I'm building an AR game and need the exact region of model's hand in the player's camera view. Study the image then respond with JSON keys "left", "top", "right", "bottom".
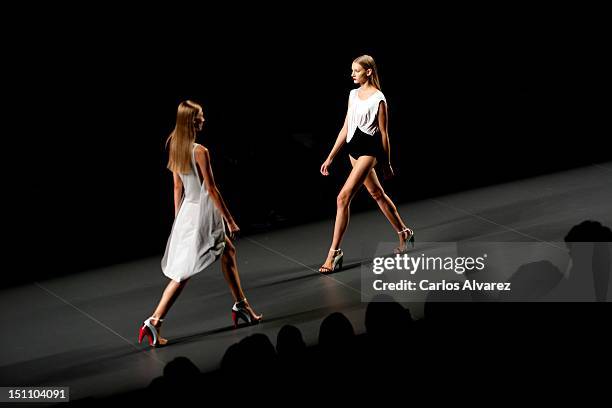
{"left": 320, "top": 158, "right": 332, "bottom": 176}
{"left": 383, "top": 163, "right": 395, "bottom": 180}
{"left": 228, "top": 220, "right": 240, "bottom": 240}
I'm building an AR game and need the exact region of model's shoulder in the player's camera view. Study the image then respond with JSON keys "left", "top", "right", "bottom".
{"left": 194, "top": 143, "right": 209, "bottom": 156}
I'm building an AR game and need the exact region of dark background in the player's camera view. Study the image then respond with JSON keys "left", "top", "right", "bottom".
{"left": 6, "top": 9, "right": 609, "bottom": 288}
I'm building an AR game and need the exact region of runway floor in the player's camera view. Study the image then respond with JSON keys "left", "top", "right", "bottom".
{"left": 1, "top": 162, "right": 611, "bottom": 401}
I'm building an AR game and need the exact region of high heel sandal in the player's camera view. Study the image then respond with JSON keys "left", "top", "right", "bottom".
{"left": 394, "top": 228, "right": 415, "bottom": 254}
{"left": 231, "top": 298, "right": 263, "bottom": 329}
{"left": 319, "top": 248, "right": 344, "bottom": 274}
{"left": 138, "top": 316, "right": 166, "bottom": 347}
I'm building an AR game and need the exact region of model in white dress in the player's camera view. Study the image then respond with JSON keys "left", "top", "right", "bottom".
{"left": 161, "top": 143, "right": 226, "bottom": 282}
{"left": 138, "top": 100, "right": 262, "bottom": 348}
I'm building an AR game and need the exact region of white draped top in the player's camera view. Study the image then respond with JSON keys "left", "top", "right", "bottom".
{"left": 346, "top": 88, "right": 386, "bottom": 142}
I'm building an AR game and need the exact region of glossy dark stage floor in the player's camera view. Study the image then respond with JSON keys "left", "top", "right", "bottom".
{"left": 1, "top": 162, "right": 611, "bottom": 401}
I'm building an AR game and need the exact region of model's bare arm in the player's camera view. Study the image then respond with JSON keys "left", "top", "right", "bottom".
{"left": 194, "top": 145, "right": 237, "bottom": 229}
{"left": 377, "top": 100, "right": 394, "bottom": 179}
{"left": 173, "top": 172, "right": 183, "bottom": 217}
{"left": 321, "top": 97, "right": 351, "bottom": 176}
{"left": 378, "top": 100, "right": 390, "bottom": 165}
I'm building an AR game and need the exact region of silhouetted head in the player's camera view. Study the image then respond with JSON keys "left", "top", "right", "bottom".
{"left": 163, "top": 356, "right": 200, "bottom": 383}
{"left": 565, "top": 220, "right": 612, "bottom": 243}
{"left": 238, "top": 333, "right": 277, "bottom": 368}
{"left": 565, "top": 220, "right": 612, "bottom": 302}
{"left": 276, "top": 324, "right": 306, "bottom": 357}
{"left": 220, "top": 343, "right": 242, "bottom": 374}
{"left": 500, "top": 260, "right": 564, "bottom": 301}
{"left": 318, "top": 312, "right": 355, "bottom": 349}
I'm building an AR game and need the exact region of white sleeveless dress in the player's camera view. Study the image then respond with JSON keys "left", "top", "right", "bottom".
{"left": 161, "top": 143, "right": 226, "bottom": 282}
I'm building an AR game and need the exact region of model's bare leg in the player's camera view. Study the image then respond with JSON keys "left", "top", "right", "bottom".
{"left": 150, "top": 278, "right": 190, "bottom": 345}
{"left": 221, "top": 236, "right": 261, "bottom": 320}
{"left": 319, "top": 155, "right": 378, "bottom": 271}
{"left": 350, "top": 156, "right": 412, "bottom": 251}
{"left": 221, "top": 237, "right": 244, "bottom": 301}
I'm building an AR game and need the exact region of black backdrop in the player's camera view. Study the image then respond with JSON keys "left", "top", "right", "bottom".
{"left": 8, "top": 9, "right": 609, "bottom": 288}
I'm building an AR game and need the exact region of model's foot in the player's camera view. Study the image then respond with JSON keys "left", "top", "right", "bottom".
{"left": 319, "top": 249, "right": 343, "bottom": 274}
{"left": 233, "top": 298, "right": 263, "bottom": 325}
{"left": 318, "top": 251, "right": 335, "bottom": 273}
{"left": 150, "top": 316, "right": 168, "bottom": 346}
{"left": 242, "top": 300, "right": 263, "bottom": 322}
{"left": 395, "top": 228, "right": 414, "bottom": 254}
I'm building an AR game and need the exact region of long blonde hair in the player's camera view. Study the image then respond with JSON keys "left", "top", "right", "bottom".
{"left": 165, "top": 100, "right": 202, "bottom": 174}
{"left": 353, "top": 55, "right": 382, "bottom": 90}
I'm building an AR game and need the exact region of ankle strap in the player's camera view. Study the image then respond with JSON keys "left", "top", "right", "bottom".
{"left": 330, "top": 248, "right": 342, "bottom": 252}
{"left": 397, "top": 228, "right": 411, "bottom": 234}
{"left": 149, "top": 316, "right": 164, "bottom": 322}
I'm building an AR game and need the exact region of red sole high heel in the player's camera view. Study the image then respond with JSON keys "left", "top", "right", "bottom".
{"left": 138, "top": 325, "right": 153, "bottom": 346}
{"left": 231, "top": 310, "right": 239, "bottom": 329}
